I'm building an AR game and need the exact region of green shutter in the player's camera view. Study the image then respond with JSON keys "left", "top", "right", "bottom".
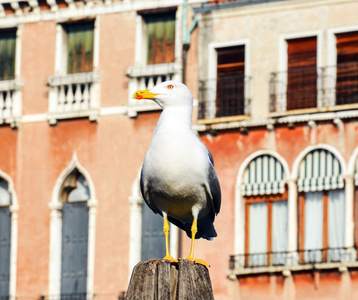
{"left": 0, "top": 29, "right": 16, "bottom": 81}
{"left": 297, "top": 149, "right": 343, "bottom": 192}
{"left": 145, "top": 12, "right": 176, "bottom": 65}
{"left": 242, "top": 155, "right": 286, "bottom": 196}
{"left": 66, "top": 21, "right": 94, "bottom": 74}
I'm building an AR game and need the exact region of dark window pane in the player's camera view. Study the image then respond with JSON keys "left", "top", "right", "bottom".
{"left": 336, "top": 31, "right": 358, "bottom": 105}
{"left": 216, "top": 45, "right": 245, "bottom": 117}
{"left": 286, "top": 37, "right": 317, "bottom": 110}
{"left": 0, "top": 29, "right": 16, "bottom": 81}
{"left": 145, "top": 12, "right": 176, "bottom": 65}
{"left": 65, "top": 21, "right": 94, "bottom": 74}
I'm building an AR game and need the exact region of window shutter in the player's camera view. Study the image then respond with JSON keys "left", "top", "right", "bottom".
{"left": 286, "top": 37, "right": 317, "bottom": 110}
{"left": 0, "top": 207, "right": 11, "bottom": 297}
{"left": 336, "top": 31, "right": 358, "bottom": 105}
{"left": 216, "top": 45, "right": 245, "bottom": 117}
{"left": 61, "top": 202, "right": 89, "bottom": 296}
{"left": 66, "top": 21, "right": 94, "bottom": 74}
{"left": 146, "top": 12, "right": 176, "bottom": 65}
{"left": 0, "top": 29, "right": 16, "bottom": 81}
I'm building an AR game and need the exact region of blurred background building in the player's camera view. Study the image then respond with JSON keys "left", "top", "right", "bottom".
{"left": 0, "top": 0, "right": 358, "bottom": 299}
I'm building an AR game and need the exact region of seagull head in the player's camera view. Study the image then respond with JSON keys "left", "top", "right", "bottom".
{"left": 133, "top": 81, "right": 193, "bottom": 109}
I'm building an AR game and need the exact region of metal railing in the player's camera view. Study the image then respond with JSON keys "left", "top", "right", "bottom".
{"left": 229, "top": 247, "right": 357, "bottom": 271}
{"left": 198, "top": 75, "right": 251, "bottom": 119}
{"left": 269, "top": 62, "right": 358, "bottom": 113}
{"left": 40, "top": 294, "right": 88, "bottom": 300}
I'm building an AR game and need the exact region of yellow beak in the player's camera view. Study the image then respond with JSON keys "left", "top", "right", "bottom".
{"left": 133, "top": 89, "right": 158, "bottom": 100}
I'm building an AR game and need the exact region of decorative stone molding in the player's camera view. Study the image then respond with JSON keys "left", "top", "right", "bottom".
{"left": 126, "top": 63, "right": 182, "bottom": 117}
{"left": 0, "top": 79, "right": 23, "bottom": 128}
{"left": 47, "top": 72, "right": 101, "bottom": 125}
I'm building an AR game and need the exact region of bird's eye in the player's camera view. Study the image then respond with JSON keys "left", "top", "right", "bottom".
{"left": 167, "top": 84, "right": 174, "bottom": 90}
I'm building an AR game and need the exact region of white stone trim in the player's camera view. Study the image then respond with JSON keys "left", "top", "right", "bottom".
{"left": 48, "top": 153, "right": 97, "bottom": 297}
{"left": 291, "top": 144, "right": 347, "bottom": 181}
{"left": 0, "top": 169, "right": 18, "bottom": 300}
{"left": 234, "top": 150, "right": 290, "bottom": 256}
{"left": 291, "top": 144, "right": 352, "bottom": 249}
{"left": 126, "top": 6, "right": 183, "bottom": 117}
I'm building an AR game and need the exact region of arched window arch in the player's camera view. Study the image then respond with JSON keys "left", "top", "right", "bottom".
{"left": 49, "top": 154, "right": 96, "bottom": 299}
{"left": 241, "top": 154, "right": 289, "bottom": 267}
{"left": 296, "top": 148, "right": 345, "bottom": 263}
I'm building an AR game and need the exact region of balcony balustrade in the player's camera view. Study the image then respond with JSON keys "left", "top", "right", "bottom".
{"left": 270, "top": 62, "right": 358, "bottom": 113}
{"left": 47, "top": 72, "right": 101, "bottom": 125}
{"left": 198, "top": 75, "right": 251, "bottom": 121}
{"left": 229, "top": 247, "right": 358, "bottom": 275}
{"left": 126, "top": 63, "right": 181, "bottom": 117}
{"left": 0, "top": 80, "right": 22, "bottom": 128}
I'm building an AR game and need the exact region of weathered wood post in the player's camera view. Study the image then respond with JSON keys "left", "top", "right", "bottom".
{"left": 126, "top": 259, "right": 214, "bottom": 299}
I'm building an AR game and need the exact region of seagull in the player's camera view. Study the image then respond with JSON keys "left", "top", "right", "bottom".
{"left": 133, "top": 81, "right": 221, "bottom": 266}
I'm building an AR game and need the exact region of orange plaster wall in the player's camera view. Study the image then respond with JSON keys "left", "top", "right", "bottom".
{"left": 195, "top": 121, "right": 358, "bottom": 299}
{"left": 13, "top": 109, "right": 159, "bottom": 298}
{"left": 99, "top": 12, "right": 137, "bottom": 107}
{"left": 21, "top": 21, "right": 56, "bottom": 115}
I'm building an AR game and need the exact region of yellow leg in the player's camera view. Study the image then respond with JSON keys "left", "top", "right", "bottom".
{"left": 163, "top": 217, "right": 178, "bottom": 263}
{"left": 186, "top": 218, "right": 210, "bottom": 267}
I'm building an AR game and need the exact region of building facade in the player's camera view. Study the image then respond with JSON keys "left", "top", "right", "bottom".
{"left": 193, "top": 0, "right": 358, "bottom": 299}
{"left": 1, "top": 0, "right": 358, "bottom": 300}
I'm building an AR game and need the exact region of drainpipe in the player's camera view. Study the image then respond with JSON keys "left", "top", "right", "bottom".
{"left": 182, "top": 0, "right": 198, "bottom": 84}
{"left": 178, "top": 0, "right": 198, "bottom": 259}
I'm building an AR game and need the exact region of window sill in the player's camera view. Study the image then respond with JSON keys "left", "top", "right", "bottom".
{"left": 197, "top": 115, "right": 250, "bottom": 125}
{"left": 126, "top": 63, "right": 181, "bottom": 78}
{"left": 47, "top": 109, "right": 100, "bottom": 125}
{"left": 227, "top": 261, "right": 358, "bottom": 279}
{"left": 269, "top": 103, "right": 358, "bottom": 118}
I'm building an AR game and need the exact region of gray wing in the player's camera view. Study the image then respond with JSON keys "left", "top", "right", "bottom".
{"left": 140, "top": 165, "right": 162, "bottom": 216}
{"left": 206, "top": 147, "right": 221, "bottom": 215}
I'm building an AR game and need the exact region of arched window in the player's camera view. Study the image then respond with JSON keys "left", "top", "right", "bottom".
{"left": 297, "top": 149, "right": 345, "bottom": 263}
{"left": 60, "top": 170, "right": 90, "bottom": 298}
{"left": 242, "top": 155, "right": 288, "bottom": 267}
{"left": 141, "top": 202, "right": 165, "bottom": 260}
{"left": 0, "top": 178, "right": 11, "bottom": 298}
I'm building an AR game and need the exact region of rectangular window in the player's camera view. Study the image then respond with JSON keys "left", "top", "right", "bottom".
{"left": 336, "top": 31, "right": 358, "bottom": 105}
{"left": 145, "top": 12, "right": 176, "bottom": 65}
{"left": 0, "top": 29, "right": 16, "bottom": 81}
{"left": 286, "top": 36, "right": 317, "bottom": 110}
{"left": 64, "top": 21, "right": 94, "bottom": 74}
{"left": 216, "top": 45, "right": 245, "bottom": 117}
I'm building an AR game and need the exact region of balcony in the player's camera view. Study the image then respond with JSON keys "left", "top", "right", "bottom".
{"left": 126, "top": 63, "right": 182, "bottom": 117}
{"left": 198, "top": 75, "right": 251, "bottom": 123}
{"left": 228, "top": 247, "right": 358, "bottom": 277}
{"left": 269, "top": 62, "right": 358, "bottom": 115}
{"left": 0, "top": 80, "right": 22, "bottom": 128}
{"left": 47, "top": 72, "right": 101, "bottom": 125}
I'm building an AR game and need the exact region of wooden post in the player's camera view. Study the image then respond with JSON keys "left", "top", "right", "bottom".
{"left": 126, "top": 259, "right": 214, "bottom": 300}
